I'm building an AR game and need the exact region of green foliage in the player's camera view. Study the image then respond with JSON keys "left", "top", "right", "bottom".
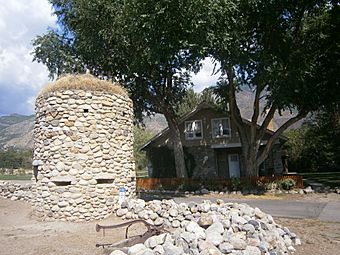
{"left": 207, "top": 0, "right": 339, "bottom": 177}
{"left": 0, "top": 150, "right": 32, "bottom": 169}
{"left": 210, "top": 0, "right": 339, "bottom": 112}
{"left": 33, "top": 0, "right": 215, "bottom": 178}
{"left": 279, "top": 179, "right": 296, "bottom": 191}
{"left": 32, "top": 30, "right": 85, "bottom": 79}
{"left": 178, "top": 182, "right": 201, "bottom": 192}
{"left": 0, "top": 174, "right": 32, "bottom": 180}
{"left": 285, "top": 107, "right": 340, "bottom": 172}
{"left": 176, "top": 88, "right": 219, "bottom": 117}
{"left": 300, "top": 172, "right": 340, "bottom": 188}
{"left": 33, "top": 0, "right": 211, "bottom": 118}
{"left": 264, "top": 181, "right": 279, "bottom": 191}
{"left": 133, "top": 126, "right": 154, "bottom": 176}
{"left": 32, "top": 0, "right": 339, "bottom": 178}
{"left": 231, "top": 178, "right": 241, "bottom": 191}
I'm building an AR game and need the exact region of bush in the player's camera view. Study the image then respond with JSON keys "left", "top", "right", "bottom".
{"left": 231, "top": 178, "right": 241, "bottom": 191}
{"left": 178, "top": 182, "right": 201, "bottom": 192}
{"left": 279, "top": 178, "right": 296, "bottom": 190}
{"left": 264, "top": 181, "right": 279, "bottom": 190}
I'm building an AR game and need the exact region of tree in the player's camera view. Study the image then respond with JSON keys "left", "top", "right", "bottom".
{"left": 209, "top": 0, "right": 339, "bottom": 176}
{"left": 33, "top": 0, "right": 339, "bottom": 178}
{"left": 32, "top": 30, "right": 85, "bottom": 79}
{"left": 133, "top": 126, "right": 154, "bottom": 177}
{"left": 32, "top": 0, "right": 213, "bottom": 177}
{"left": 285, "top": 106, "right": 340, "bottom": 172}
{"left": 176, "top": 88, "right": 218, "bottom": 117}
{"left": 0, "top": 150, "right": 33, "bottom": 169}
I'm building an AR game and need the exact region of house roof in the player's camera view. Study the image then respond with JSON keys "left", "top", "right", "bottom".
{"left": 140, "top": 102, "right": 288, "bottom": 151}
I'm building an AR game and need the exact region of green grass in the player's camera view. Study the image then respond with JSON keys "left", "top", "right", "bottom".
{"left": 0, "top": 174, "right": 32, "bottom": 180}
{"left": 300, "top": 172, "right": 340, "bottom": 188}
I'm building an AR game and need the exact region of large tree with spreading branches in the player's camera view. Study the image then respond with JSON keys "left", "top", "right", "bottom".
{"left": 33, "top": 0, "right": 339, "bottom": 177}
{"left": 33, "top": 0, "right": 215, "bottom": 178}
{"left": 208, "top": 0, "right": 339, "bottom": 176}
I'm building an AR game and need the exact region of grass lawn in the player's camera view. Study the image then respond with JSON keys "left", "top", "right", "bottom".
{"left": 300, "top": 172, "right": 340, "bottom": 188}
{"left": 0, "top": 174, "right": 32, "bottom": 180}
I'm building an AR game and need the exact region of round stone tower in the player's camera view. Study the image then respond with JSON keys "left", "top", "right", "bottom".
{"left": 33, "top": 74, "right": 135, "bottom": 221}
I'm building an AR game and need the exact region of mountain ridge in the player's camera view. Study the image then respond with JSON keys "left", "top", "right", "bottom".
{"left": 0, "top": 91, "right": 303, "bottom": 151}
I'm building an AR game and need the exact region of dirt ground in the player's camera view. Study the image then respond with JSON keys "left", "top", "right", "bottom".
{"left": 0, "top": 198, "right": 147, "bottom": 255}
{"left": 1, "top": 197, "right": 340, "bottom": 255}
{"left": 276, "top": 218, "right": 340, "bottom": 255}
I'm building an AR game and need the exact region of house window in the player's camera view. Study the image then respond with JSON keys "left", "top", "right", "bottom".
{"left": 212, "top": 118, "right": 231, "bottom": 138}
{"left": 185, "top": 120, "right": 202, "bottom": 140}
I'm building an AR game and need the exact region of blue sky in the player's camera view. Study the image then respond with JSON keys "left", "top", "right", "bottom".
{"left": 0, "top": 0, "right": 219, "bottom": 116}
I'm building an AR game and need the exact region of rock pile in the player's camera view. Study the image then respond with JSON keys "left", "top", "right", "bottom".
{"left": 112, "top": 199, "right": 301, "bottom": 255}
{"left": 0, "top": 181, "right": 33, "bottom": 202}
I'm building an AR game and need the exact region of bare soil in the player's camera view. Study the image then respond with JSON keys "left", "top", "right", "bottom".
{"left": 1, "top": 196, "right": 340, "bottom": 255}
{"left": 0, "top": 198, "right": 146, "bottom": 255}
{"left": 276, "top": 218, "right": 340, "bottom": 255}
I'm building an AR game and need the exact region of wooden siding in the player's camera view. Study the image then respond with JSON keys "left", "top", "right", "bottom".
{"left": 151, "top": 108, "right": 241, "bottom": 148}
{"left": 150, "top": 108, "right": 276, "bottom": 149}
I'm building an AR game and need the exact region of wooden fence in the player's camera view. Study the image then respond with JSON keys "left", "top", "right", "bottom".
{"left": 136, "top": 175, "right": 304, "bottom": 191}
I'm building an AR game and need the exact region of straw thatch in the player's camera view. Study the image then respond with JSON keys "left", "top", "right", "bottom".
{"left": 38, "top": 74, "right": 127, "bottom": 97}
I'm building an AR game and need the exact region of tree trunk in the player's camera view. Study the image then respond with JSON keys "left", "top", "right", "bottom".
{"left": 225, "top": 65, "right": 307, "bottom": 178}
{"left": 241, "top": 141, "right": 260, "bottom": 177}
{"left": 170, "top": 124, "right": 187, "bottom": 178}
{"left": 243, "top": 156, "right": 259, "bottom": 177}
{"left": 227, "top": 67, "right": 260, "bottom": 177}
{"left": 163, "top": 109, "right": 188, "bottom": 178}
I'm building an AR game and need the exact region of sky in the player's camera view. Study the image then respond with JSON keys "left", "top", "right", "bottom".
{"left": 0, "top": 0, "right": 219, "bottom": 116}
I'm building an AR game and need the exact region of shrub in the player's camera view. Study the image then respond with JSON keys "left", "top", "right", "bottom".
{"left": 231, "top": 178, "right": 241, "bottom": 191}
{"left": 264, "top": 181, "right": 279, "bottom": 190}
{"left": 179, "top": 182, "right": 201, "bottom": 192}
{"left": 279, "top": 178, "right": 296, "bottom": 190}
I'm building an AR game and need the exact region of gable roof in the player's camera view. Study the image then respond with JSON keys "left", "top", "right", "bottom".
{"left": 140, "top": 102, "right": 287, "bottom": 151}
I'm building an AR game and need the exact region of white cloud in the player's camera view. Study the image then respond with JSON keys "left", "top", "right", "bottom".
{"left": 0, "top": 1, "right": 221, "bottom": 115}
{"left": 191, "top": 58, "right": 221, "bottom": 92}
{"left": 0, "top": 0, "right": 56, "bottom": 115}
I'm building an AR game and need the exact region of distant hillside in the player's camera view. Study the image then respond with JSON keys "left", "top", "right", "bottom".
{"left": 235, "top": 90, "right": 304, "bottom": 130}
{"left": 0, "top": 114, "right": 33, "bottom": 131}
{"left": 0, "top": 113, "right": 166, "bottom": 151}
{"left": 0, "top": 91, "right": 304, "bottom": 151}
{"left": 143, "top": 113, "right": 167, "bottom": 134}
{"left": 0, "top": 115, "right": 35, "bottom": 151}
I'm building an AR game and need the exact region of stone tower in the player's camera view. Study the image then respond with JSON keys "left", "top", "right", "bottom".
{"left": 33, "top": 74, "right": 135, "bottom": 221}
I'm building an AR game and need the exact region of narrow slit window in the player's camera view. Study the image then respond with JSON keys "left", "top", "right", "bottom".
{"left": 53, "top": 181, "right": 71, "bottom": 186}
{"left": 83, "top": 109, "right": 89, "bottom": 113}
{"left": 96, "top": 178, "right": 114, "bottom": 184}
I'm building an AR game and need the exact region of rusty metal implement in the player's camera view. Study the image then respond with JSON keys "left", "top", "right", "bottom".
{"left": 95, "top": 219, "right": 167, "bottom": 249}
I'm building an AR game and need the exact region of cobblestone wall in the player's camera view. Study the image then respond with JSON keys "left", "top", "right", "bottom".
{"left": 33, "top": 76, "right": 135, "bottom": 221}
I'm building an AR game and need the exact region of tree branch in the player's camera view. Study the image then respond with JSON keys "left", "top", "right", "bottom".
{"left": 256, "top": 111, "right": 307, "bottom": 166}
{"left": 250, "top": 87, "right": 263, "bottom": 144}
{"left": 251, "top": 88, "right": 262, "bottom": 124}
{"left": 257, "top": 104, "right": 277, "bottom": 141}
{"left": 227, "top": 66, "right": 249, "bottom": 144}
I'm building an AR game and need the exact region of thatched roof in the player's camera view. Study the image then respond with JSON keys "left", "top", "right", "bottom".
{"left": 38, "top": 74, "right": 127, "bottom": 97}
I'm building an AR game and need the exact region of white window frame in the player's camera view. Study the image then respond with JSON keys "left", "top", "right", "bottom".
{"left": 211, "top": 117, "right": 231, "bottom": 138}
{"left": 184, "top": 120, "right": 203, "bottom": 140}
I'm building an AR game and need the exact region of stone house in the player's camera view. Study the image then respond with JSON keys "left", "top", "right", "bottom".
{"left": 141, "top": 103, "right": 287, "bottom": 178}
